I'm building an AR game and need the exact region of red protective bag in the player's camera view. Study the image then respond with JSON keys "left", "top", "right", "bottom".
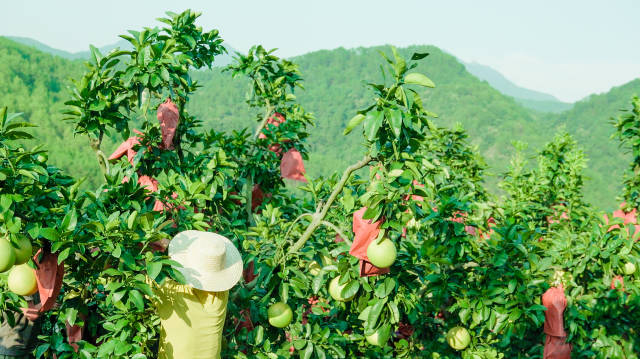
{"left": 280, "top": 148, "right": 307, "bottom": 182}
{"left": 157, "top": 98, "right": 179, "bottom": 150}
{"left": 350, "top": 208, "right": 389, "bottom": 276}
{"left": 542, "top": 286, "right": 572, "bottom": 359}
{"left": 611, "top": 275, "right": 625, "bottom": 291}
{"left": 65, "top": 312, "right": 86, "bottom": 352}
{"left": 33, "top": 249, "right": 64, "bottom": 312}
{"left": 108, "top": 131, "right": 142, "bottom": 165}
{"left": 604, "top": 202, "right": 640, "bottom": 239}
{"left": 252, "top": 184, "right": 266, "bottom": 211}
{"left": 360, "top": 259, "right": 389, "bottom": 277}
{"left": 258, "top": 113, "right": 286, "bottom": 140}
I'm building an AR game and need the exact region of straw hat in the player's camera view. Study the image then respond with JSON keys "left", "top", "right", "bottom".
{"left": 168, "top": 230, "right": 243, "bottom": 292}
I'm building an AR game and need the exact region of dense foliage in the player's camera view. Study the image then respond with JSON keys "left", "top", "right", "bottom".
{"left": 0, "top": 10, "right": 639, "bottom": 359}
{"left": 2, "top": 36, "right": 640, "bottom": 208}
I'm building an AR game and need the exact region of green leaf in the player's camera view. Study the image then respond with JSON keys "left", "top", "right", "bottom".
{"left": 387, "top": 109, "right": 403, "bottom": 138}
{"left": 366, "top": 297, "right": 387, "bottom": 331}
{"left": 343, "top": 114, "right": 366, "bottom": 135}
{"left": 341, "top": 280, "right": 360, "bottom": 299}
{"left": 147, "top": 261, "right": 162, "bottom": 280}
{"left": 303, "top": 341, "right": 313, "bottom": 359}
{"left": 129, "top": 290, "right": 145, "bottom": 311}
{"left": 404, "top": 72, "right": 435, "bottom": 88}
{"left": 411, "top": 52, "right": 429, "bottom": 60}
{"left": 40, "top": 228, "right": 60, "bottom": 241}
{"left": 363, "top": 111, "right": 383, "bottom": 142}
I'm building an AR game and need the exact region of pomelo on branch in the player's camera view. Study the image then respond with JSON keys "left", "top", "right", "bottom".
{"left": 365, "top": 327, "right": 390, "bottom": 347}
{"left": 367, "top": 237, "right": 397, "bottom": 268}
{"left": 624, "top": 262, "right": 636, "bottom": 275}
{"left": 12, "top": 236, "right": 32, "bottom": 265}
{"left": 446, "top": 326, "right": 471, "bottom": 351}
{"left": 8, "top": 264, "right": 38, "bottom": 296}
{"left": 328, "top": 276, "right": 356, "bottom": 302}
{"left": 0, "top": 239, "right": 16, "bottom": 273}
{"left": 267, "top": 302, "right": 293, "bottom": 328}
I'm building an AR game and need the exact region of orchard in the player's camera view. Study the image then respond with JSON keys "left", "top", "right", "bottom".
{"left": 1, "top": 9, "right": 639, "bottom": 359}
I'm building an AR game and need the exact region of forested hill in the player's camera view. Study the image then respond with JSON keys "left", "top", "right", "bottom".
{"left": 1, "top": 36, "right": 639, "bottom": 208}
{"left": 0, "top": 37, "right": 106, "bottom": 185}
{"left": 190, "top": 45, "right": 554, "bottom": 196}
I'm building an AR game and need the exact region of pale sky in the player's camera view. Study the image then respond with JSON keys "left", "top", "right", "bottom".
{"left": 1, "top": 0, "right": 638, "bottom": 102}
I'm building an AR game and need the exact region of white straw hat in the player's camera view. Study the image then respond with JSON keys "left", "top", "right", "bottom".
{"left": 168, "top": 230, "right": 243, "bottom": 292}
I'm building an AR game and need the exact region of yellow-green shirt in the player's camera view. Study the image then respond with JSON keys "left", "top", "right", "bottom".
{"left": 150, "top": 278, "right": 229, "bottom": 359}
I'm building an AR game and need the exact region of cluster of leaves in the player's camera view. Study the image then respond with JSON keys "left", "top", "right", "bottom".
{"left": 613, "top": 96, "right": 640, "bottom": 210}
{"left": 500, "top": 131, "right": 589, "bottom": 231}
{"left": 0, "top": 107, "right": 75, "bottom": 326}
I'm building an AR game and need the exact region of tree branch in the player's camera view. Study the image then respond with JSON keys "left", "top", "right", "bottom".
{"left": 288, "top": 154, "right": 373, "bottom": 254}
{"left": 320, "top": 221, "right": 352, "bottom": 246}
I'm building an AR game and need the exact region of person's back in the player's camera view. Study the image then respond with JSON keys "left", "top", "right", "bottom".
{"left": 151, "top": 279, "right": 228, "bottom": 359}
{"left": 149, "top": 230, "right": 243, "bottom": 359}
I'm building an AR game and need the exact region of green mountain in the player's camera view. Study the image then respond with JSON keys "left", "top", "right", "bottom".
{"left": 1, "top": 37, "right": 638, "bottom": 209}
{"left": 8, "top": 36, "right": 237, "bottom": 67}
{"left": 463, "top": 61, "right": 573, "bottom": 113}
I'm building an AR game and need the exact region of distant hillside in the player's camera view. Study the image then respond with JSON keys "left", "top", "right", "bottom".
{"left": 190, "top": 46, "right": 552, "bottom": 192}
{"left": 550, "top": 79, "right": 640, "bottom": 208}
{"left": 7, "top": 36, "right": 237, "bottom": 66}
{"left": 0, "top": 37, "right": 103, "bottom": 185}
{"left": 1, "top": 37, "right": 638, "bottom": 209}
{"left": 463, "top": 61, "right": 573, "bottom": 113}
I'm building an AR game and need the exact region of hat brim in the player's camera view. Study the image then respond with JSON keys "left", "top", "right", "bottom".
{"left": 168, "top": 230, "right": 243, "bottom": 292}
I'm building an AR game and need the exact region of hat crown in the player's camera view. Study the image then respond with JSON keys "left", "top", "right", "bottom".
{"left": 200, "top": 240, "right": 226, "bottom": 273}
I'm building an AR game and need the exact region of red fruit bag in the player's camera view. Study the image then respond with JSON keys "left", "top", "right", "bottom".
{"left": 33, "top": 249, "right": 64, "bottom": 312}
{"left": 280, "top": 148, "right": 307, "bottom": 182}
{"left": 108, "top": 132, "right": 142, "bottom": 165}
{"left": 252, "top": 184, "right": 266, "bottom": 211}
{"left": 157, "top": 98, "right": 180, "bottom": 150}
{"left": 359, "top": 259, "right": 389, "bottom": 277}
{"left": 350, "top": 207, "right": 389, "bottom": 276}
{"left": 611, "top": 275, "right": 625, "bottom": 291}
{"left": 542, "top": 286, "right": 572, "bottom": 359}
{"left": 258, "top": 113, "right": 286, "bottom": 140}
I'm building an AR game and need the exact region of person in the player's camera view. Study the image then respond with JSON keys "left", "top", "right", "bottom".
{"left": 148, "top": 230, "right": 243, "bottom": 359}
{"left": 0, "top": 295, "right": 44, "bottom": 359}
{"left": 0, "top": 249, "right": 62, "bottom": 358}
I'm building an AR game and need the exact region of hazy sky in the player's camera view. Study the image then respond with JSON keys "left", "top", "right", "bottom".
{"left": 1, "top": 0, "right": 638, "bottom": 102}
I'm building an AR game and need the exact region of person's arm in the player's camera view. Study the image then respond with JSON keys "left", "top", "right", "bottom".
{"left": 21, "top": 301, "right": 42, "bottom": 322}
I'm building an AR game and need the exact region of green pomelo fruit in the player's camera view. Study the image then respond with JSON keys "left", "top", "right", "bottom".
{"left": 13, "top": 236, "right": 33, "bottom": 265}
{"left": 367, "top": 237, "right": 397, "bottom": 268}
{"left": 446, "top": 326, "right": 471, "bottom": 351}
{"left": 268, "top": 302, "right": 293, "bottom": 328}
{"left": 0, "top": 239, "right": 16, "bottom": 273}
{"left": 8, "top": 264, "right": 38, "bottom": 296}
{"left": 328, "top": 276, "right": 356, "bottom": 302}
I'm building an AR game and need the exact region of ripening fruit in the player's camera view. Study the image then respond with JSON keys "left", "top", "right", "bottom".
{"left": 13, "top": 236, "right": 32, "bottom": 265}
{"left": 0, "top": 239, "right": 16, "bottom": 273}
{"left": 365, "top": 328, "right": 390, "bottom": 347}
{"left": 328, "top": 276, "right": 356, "bottom": 302}
{"left": 367, "top": 238, "right": 397, "bottom": 268}
{"left": 267, "top": 302, "right": 293, "bottom": 328}
{"left": 446, "top": 326, "right": 471, "bottom": 351}
{"left": 8, "top": 264, "right": 38, "bottom": 296}
{"left": 624, "top": 262, "right": 636, "bottom": 275}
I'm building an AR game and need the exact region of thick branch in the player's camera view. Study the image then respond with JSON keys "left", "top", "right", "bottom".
{"left": 90, "top": 131, "right": 109, "bottom": 176}
{"left": 288, "top": 154, "right": 373, "bottom": 254}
